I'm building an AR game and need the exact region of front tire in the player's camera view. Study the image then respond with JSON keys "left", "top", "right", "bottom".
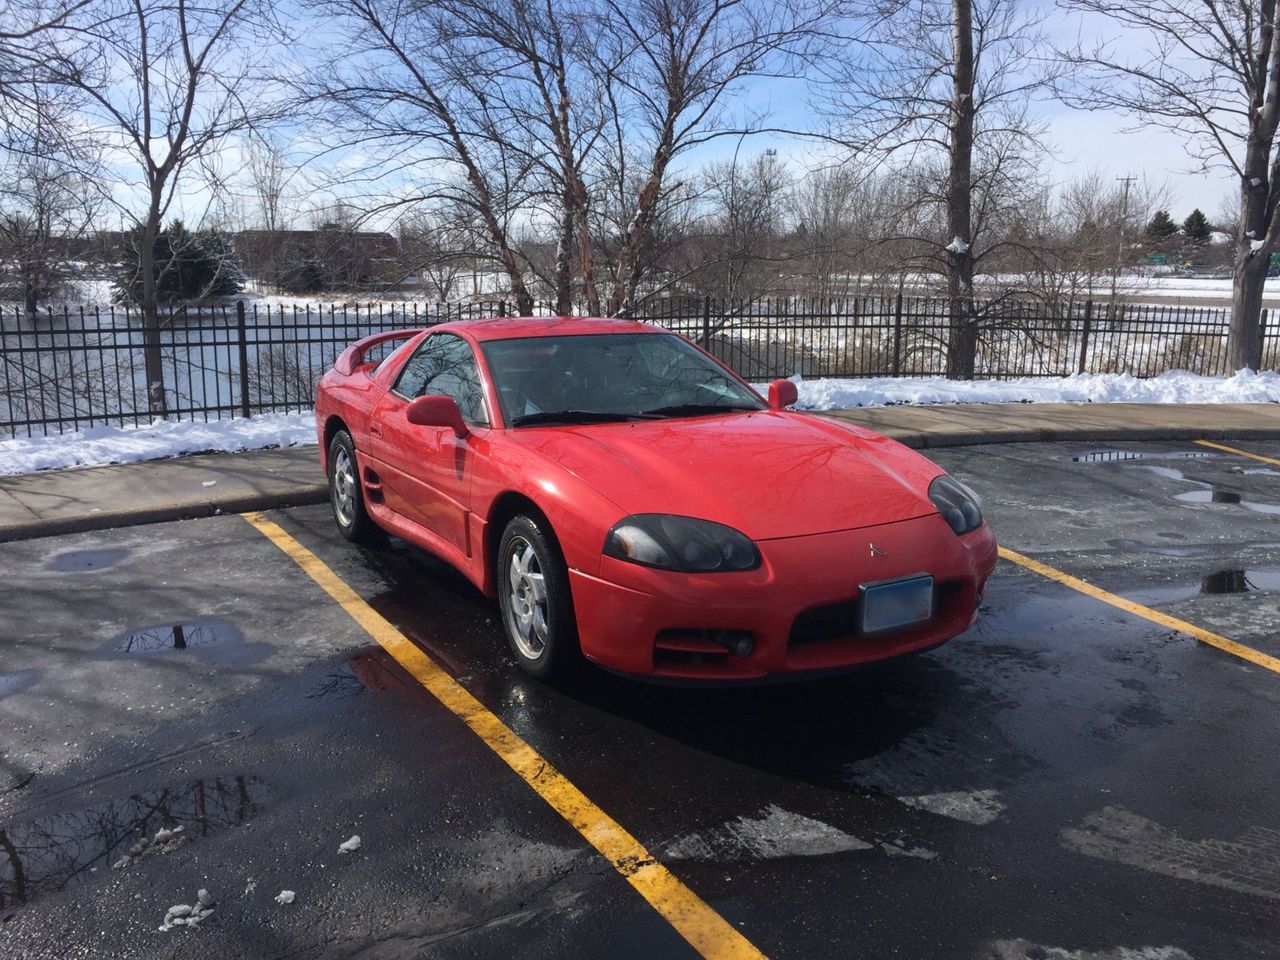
{"left": 328, "top": 430, "right": 378, "bottom": 543}
{"left": 497, "top": 514, "right": 580, "bottom": 679}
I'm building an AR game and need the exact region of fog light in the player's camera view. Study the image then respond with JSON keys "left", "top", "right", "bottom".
{"left": 712, "top": 630, "right": 753, "bottom": 657}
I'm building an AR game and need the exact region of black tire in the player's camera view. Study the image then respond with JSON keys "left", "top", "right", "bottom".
{"left": 496, "top": 514, "right": 580, "bottom": 679}
{"left": 328, "top": 430, "right": 379, "bottom": 543}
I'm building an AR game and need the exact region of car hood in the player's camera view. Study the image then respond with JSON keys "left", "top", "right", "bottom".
{"left": 505, "top": 411, "right": 942, "bottom": 539}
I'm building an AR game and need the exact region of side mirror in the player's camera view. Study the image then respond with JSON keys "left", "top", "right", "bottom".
{"left": 406, "top": 395, "right": 469, "bottom": 438}
{"left": 767, "top": 379, "right": 799, "bottom": 410}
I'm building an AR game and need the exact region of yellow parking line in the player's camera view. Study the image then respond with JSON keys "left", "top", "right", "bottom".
{"left": 1194, "top": 439, "right": 1280, "bottom": 467}
{"left": 998, "top": 547, "right": 1280, "bottom": 675}
{"left": 241, "top": 511, "right": 766, "bottom": 960}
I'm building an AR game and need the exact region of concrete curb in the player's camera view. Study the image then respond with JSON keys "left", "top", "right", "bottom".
{"left": 0, "top": 486, "right": 328, "bottom": 544}
{"left": 886, "top": 425, "right": 1280, "bottom": 449}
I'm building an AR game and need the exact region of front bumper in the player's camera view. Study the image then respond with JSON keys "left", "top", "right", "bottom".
{"left": 569, "top": 514, "right": 997, "bottom": 680}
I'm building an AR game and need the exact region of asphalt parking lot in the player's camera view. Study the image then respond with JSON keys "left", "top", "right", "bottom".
{"left": 2, "top": 438, "right": 1279, "bottom": 960}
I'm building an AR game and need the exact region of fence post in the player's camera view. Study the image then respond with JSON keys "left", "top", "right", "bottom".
{"left": 1077, "top": 299, "right": 1093, "bottom": 375}
{"left": 236, "top": 300, "right": 250, "bottom": 419}
{"left": 892, "top": 293, "right": 903, "bottom": 377}
{"left": 702, "top": 294, "right": 712, "bottom": 347}
{"left": 1260, "top": 308, "right": 1269, "bottom": 368}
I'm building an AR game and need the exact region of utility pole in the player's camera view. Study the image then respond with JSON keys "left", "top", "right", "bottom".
{"left": 1112, "top": 175, "right": 1137, "bottom": 308}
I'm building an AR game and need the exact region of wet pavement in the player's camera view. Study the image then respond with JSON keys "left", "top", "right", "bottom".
{"left": 2, "top": 439, "right": 1279, "bottom": 959}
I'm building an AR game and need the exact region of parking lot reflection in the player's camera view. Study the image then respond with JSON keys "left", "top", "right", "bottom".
{"left": 0, "top": 775, "right": 266, "bottom": 910}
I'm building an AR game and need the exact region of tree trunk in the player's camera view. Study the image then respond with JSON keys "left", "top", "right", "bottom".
{"left": 945, "top": 0, "right": 977, "bottom": 380}
{"left": 554, "top": 196, "right": 574, "bottom": 316}
{"left": 572, "top": 175, "right": 600, "bottom": 316}
{"left": 23, "top": 280, "right": 39, "bottom": 320}
{"left": 138, "top": 216, "right": 169, "bottom": 417}
{"left": 1230, "top": 246, "right": 1267, "bottom": 370}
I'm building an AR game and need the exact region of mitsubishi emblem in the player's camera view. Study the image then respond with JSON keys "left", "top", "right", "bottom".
{"left": 869, "top": 543, "right": 887, "bottom": 558}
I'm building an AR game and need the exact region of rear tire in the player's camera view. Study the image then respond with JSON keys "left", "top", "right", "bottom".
{"left": 496, "top": 514, "right": 580, "bottom": 679}
{"left": 328, "top": 430, "right": 379, "bottom": 543}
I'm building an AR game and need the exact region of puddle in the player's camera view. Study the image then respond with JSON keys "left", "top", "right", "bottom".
{"left": 1174, "top": 488, "right": 1280, "bottom": 515}
{"left": 1201, "top": 570, "right": 1250, "bottom": 594}
{"left": 305, "top": 650, "right": 418, "bottom": 700}
{"left": 47, "top": 548, "right": 129, "bottom": 573}
{"left": 0, "top": 775, "right": 266, "bottom": 910}
{"left": 1069, "top": 449, "right": 1216, "bottom": 463}
{"left": 111, "top": 619, "right": 242, "bottom": 654}
{"left": 1128, "top": 565, "right": 1280, "bottom": 605}
{"left": 1201, "top": 568, "right": 1280, "bottom": 593}
{"left": 0, "top": 669, "right": 41, "bottom": 700}
{"left": 1141, "top": 465, "right": 1197, "bottom": 482}
{"left": 1108, "top": 539, "right": 1213, "bottom": 559}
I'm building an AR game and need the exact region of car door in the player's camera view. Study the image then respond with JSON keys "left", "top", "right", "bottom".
{"left": 367, "top": 333, "right": 490, "bottom": 555}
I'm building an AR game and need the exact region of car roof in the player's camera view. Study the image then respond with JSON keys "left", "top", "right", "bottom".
{"left": 432, "top": 316, "right": 663, "bottom": 343}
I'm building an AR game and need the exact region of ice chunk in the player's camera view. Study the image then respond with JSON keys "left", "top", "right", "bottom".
{"left": 275, "top": 889, "right": 296, "bottom": 905}
{"left": 338, "top": 835, "right": 362, "bottom": 854}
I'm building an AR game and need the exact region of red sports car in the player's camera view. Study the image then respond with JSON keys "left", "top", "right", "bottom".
{"left": 314, "top": 317, "right": 997, "bottom": 681}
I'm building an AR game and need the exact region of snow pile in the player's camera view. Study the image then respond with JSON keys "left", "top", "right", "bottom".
{"left": 783, "top": 368, "right": 1280, "bottom": 409}
{"left": 113, "top": 824, "right": 187, "bottom": 870}
{"left": 337, "top": 835, "right": 361, "bottom": 854}
{"left": 274, "top": 890, "right": 295, "bottom": 905}
{"left": 0, "top": 412, "right": 315, "bottom": 475}
{"left": 159, "top": 888, "right": 215, "bottom": 931}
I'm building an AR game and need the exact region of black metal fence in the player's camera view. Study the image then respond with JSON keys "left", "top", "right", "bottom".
{"left": 1, "top": 295, "right": 1275, "bottom": 438}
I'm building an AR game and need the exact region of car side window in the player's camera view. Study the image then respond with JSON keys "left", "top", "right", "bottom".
{"left": 393, "top": 333, "right": 488, "bottom": 424}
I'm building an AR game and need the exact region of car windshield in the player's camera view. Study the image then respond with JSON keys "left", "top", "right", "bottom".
{"left": 481, "top": 332, "right": 765, "bottom": 426}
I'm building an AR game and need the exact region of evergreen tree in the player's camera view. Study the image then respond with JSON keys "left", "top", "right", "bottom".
{"left": 1182, "top": 208, "right": 1212, "bottom": 245}
{"left": 113, "top": 221, "right": 244, "bottom": 304}
{"left": 1145, "top": 210, "right": 1178, "bottom": 241}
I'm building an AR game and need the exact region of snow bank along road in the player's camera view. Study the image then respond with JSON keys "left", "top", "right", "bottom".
{"left": 3, "top": 368, "right": 1278, "bottom": 474}
{"left": 2, "top": 438, "right": 1279, "bottom": 959}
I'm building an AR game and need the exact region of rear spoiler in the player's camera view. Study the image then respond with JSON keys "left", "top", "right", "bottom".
{"left": 333, "top": 329, "right": 424, "bottom": 375}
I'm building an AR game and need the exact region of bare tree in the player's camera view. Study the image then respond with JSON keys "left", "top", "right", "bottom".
{"left": 587, "top": 0, "right": 828, "bottom": 314}
{"left": 243, "top": 133, "right": 297, "bottom": 289}
{"left": 0, "top": 90, "right": 102, "bottom": 315}
{"left": 0, "top": 1, "right": 95, "bottom": 109}
{"left": 248, "top": 135, "right": 290, "bottom": 235}
{"left": 309, "top": 0, "right": 542, "bottom": 313}
{"left": 312, "top": 0, "right": 828, "bottom": 316}
{"left": 1059, "top": 0, "right": 1280, "bottom": 371}
{"left": 1009, "top": 172, "right": 1167, "bottom": 313}
{"left": 819, "top": 0, "right": 1052, "bottom": 377}
{"left": 690, "top": 149, "right": 792, "bottom": 301}
{"left": 43, "top": 0, "right": 285, "bottom": 415}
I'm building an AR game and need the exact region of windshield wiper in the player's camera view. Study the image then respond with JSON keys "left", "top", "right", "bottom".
{"left": 638, "top": 403, "right": 760, "bottom": 418}
{"left": 509, "top": 410, "right": 661, "bottom": 427}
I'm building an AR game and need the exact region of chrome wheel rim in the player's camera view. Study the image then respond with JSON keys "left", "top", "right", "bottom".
{"left": 332, "top": 447, "right": 356, "bottom": 527}
{"left": 505, "top": 537, "right": 548, "bottom": 660}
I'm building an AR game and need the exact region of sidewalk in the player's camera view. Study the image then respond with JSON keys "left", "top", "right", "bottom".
{"left": 1, "top": 402, "right": 1276, "bottom": 542}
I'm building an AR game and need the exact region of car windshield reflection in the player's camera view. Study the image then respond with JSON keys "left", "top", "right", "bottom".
{"left": 481, "top": 333, "right": 765, "bottom": 426}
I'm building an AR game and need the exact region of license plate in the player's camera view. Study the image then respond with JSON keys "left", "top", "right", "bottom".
{"left": 860, "top": 575, "right": 934, "bottom": 633}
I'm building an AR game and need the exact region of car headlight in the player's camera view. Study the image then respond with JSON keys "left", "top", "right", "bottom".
{"left": 603, "top": 514, "right": 761, "bottom": 572}
{"left": 929, "top": 475, "right": 983, "bottom": 535}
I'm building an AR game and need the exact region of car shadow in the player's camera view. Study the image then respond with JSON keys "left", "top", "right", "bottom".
{"left": 348, "top": 534, "right": 1025, "bottom": 795}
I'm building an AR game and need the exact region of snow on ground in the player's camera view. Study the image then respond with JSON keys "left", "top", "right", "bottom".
{"left": 785, "top": 368, "right": 1280, "bottom": 410}
{"left": 0, "top": 368, "right": 1277, "bottom": 475}
{"left": 0, "top": 412, "right": 315, "bottom": 475}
